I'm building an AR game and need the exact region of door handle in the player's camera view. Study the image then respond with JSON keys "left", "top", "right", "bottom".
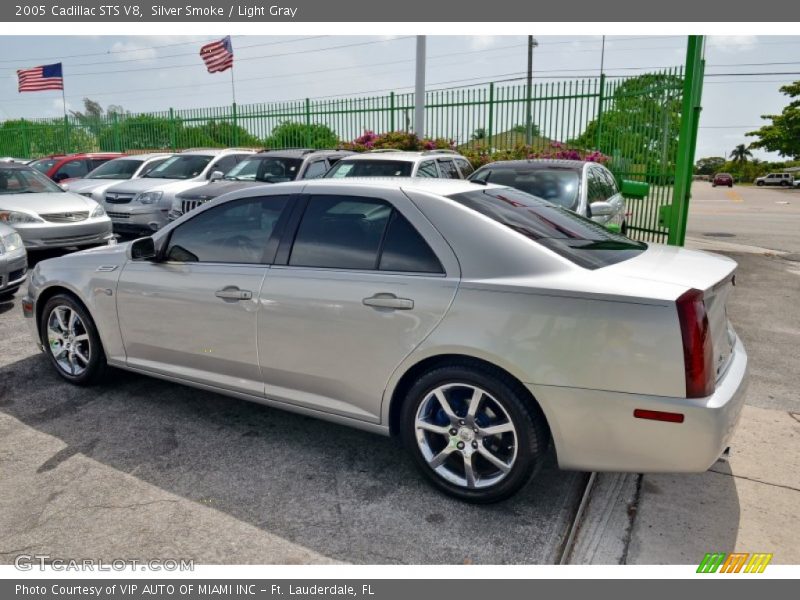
{"left": 215, "top": 286, "right": 253, "bottom": 301}
{"left": 363, "top": 293, "right": 414, "bottom": 310}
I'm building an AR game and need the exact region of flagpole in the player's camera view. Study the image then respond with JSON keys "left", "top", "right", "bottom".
{"left": 60, "top": 64, "right": 70, "bottom": 152}
{"left": 230, "top": 65, "right": 238, "bottom": 146}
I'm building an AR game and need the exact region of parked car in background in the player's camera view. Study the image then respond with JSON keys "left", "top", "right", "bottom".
{"left": 0, "top": 221, "right": 27, "bottom": 300}
{"left": 712, "top": 173, "right": 733, "bottom": 188}
{"left": 169, "top": 149, "right": 353, "bottom": 220}
{"left": 102, "top": 148, "right": 254, "bottom": 235}
{"left": 468, "top": 159, "right": 629, "bottom": 234}
{"left": 0, "top": 157, "right": 31, "bottom": 164}
{"left": 755, "top": 173, "right": 793, "bottom": 187}
{"left": 325, "top": 149, "right": 474, "bottom": 180}
{"left": 29, "top": 153, "right": 125, "bottom": 183}
{"left": 23, "top": 178, "right": 747, "bottom": 503}
{"left": 0, "top": 161, "right": 112, "bottom": 249}
{"left": 63, "top": 153, "right": 173, "bottom": 203}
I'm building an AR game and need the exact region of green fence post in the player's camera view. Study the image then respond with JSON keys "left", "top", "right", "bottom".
{"left": 668, "top": 35, "right": 705, "bottom": 247}
{"left": 169, "top": 108, "right": 177, "bottom": 151}
{"left": 595, "top": 73, "right": 606, "bottom": 150}
{"left": 389, "top": 92, "right": 395, "bottom": 132}
{"left": 232, "top": 102, "right": 239, "bottom": 146}
{"left": 22, "top": 121, "right": 30, "bottom": 158}
{"left": 487, "top": 82, "right": 495, "bottom": 152}
{"left": 112, "top": 112, "right": 121, "bottom": 152}
{"left": 63, "top": 115, "right": 70, "bottom": 154}
{"left": 304, "top": 98, "right": 312, "bottom": 148}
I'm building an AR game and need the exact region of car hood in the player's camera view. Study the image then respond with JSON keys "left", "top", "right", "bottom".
{"left": 106, "top": 177, "right": 185, "bottom": 195}
{"left": 66, "top": 179, "right": 126, "bottom": 194}
{"left": 178, "top": 180, "right": 258, "bottom": 200}
{"left": 601, "top": 243, "right": 736, "bottom": 293}
{"left": 0, "top": 191, "right": 98, "bottom": 214}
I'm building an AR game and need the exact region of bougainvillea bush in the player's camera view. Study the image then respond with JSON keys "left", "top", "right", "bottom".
{"left": 461, "top": 142, "right": 610, "bottom": 168}
{"left": 342, "top": 130, "right": 455, "bottom": 152}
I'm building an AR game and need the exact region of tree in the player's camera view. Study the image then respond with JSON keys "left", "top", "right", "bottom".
{"left": 694, "top": 156, "right": 726, "bottom": 175}
{"left": 729, "top": 144, "right": 752, "bottom": 163}
{"left": 471, "top": 128, "right": 486, "bottom": 141}
{"left": 747, "top": 81, "right": 800, "bottom": 159}
{"left": 570, "top": 73, "right": 683, "bottom": 173}
{"left": 262, "top": 122, "right": 339, "bottom": 149}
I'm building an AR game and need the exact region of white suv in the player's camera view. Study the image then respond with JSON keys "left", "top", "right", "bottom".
{"left": 325, "top": 150, "right": 474, "bottom": 180}
{"left": 102, "top": 148, "right": 254, "bottom": 235}
{"left": 755, "top": 173, "right": 793, "bottom": 187}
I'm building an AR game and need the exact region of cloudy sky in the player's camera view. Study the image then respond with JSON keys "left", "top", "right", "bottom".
{"left": 0, "top": 34, "right": 797, "bottom": 160}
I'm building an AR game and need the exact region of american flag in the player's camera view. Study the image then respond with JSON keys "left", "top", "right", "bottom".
{"left": 199, "top": 36, "right": 234, "bottom": 73}
{"left": 17, "top": 63, "right": 64, "bottom": 92}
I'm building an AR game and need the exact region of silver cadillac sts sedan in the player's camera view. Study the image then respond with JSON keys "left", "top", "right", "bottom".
{"left": 22, "top": 179, "right": 748, "bottom": 503}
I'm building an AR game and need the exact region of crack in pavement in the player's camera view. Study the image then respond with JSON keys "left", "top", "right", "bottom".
{"left": 707, "top": 468, "right": 800, "bottom": 493}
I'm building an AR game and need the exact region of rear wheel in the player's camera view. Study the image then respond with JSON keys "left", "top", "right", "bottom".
{"left": 781, "top": 180, "right": 789, "bottom": 187}
{"left": 40, "top": 294, "right": 106, "bottom": 385}
{"left": 401, "top": 365, "right": 548, "bottom": 503}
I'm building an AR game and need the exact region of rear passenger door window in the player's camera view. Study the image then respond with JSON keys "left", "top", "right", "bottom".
{"left": 437, "top": 159, "right": 461, "bottom": 179}
{"left": 57, "top": 159, "right": 89, "bottom": 179}
{"left": 288, "top": 195, "right": 442, "bottom": 273}
{"left": 210, "top": 155, "right": 238, "bottom": 176}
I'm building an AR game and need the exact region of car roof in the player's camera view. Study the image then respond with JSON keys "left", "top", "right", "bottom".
{"left": 298, "top": 176, "right": 492, "bottom": 195}
{"left": 179, "top": 148, "right": 255, "bottom": 156}
{"left": 0, "top": 160, "right": 34, "bottom": 170}
{"left": 338, "top": 151, "right": 464, "bottom": 162}
{"left": 251, "top": 149, "right": 353, "bottom": 159}
{"left": 117, "top": 152, "right": 173, "bottom": 161}
{"left": 477, "top": 159, "right": 590, "bottom": 171}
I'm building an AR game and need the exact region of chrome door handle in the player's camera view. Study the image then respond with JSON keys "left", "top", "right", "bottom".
{"left": 363, "top": 293, "right": 414, "bottom": 310}
{"left": 215, "top": 287, "right": 253, "bottom": 300}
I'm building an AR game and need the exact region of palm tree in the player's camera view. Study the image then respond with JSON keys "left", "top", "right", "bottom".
{"left": 729, "top": 144, "right": 753, "bottom": 163}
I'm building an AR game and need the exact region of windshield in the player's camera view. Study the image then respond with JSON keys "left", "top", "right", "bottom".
{"left": 0, "top": 166, "right": 64, "bottom": 194}
{"left": 29, "top": 159, "right": 58, "bottom": 174}
{"left": 448, "top": 187, "right": 646, "bottom": 269}
{"left": 86, "top": 158, "right": 143, "bottom": 180}
{"left": 225, "top": 156, "right": 303, "bottom": 183}
{"left": 474, "top": 167, "right": 581, "bottom": 210}
{"left": 326, "top": 159, "right": 413, "bottom": 178}
{"left": 144, "top": 155, "right": 212, "bottom": 179}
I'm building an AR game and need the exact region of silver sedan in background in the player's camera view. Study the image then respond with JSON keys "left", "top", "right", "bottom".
{"left": 0, "top": 221, "right": 26, "bottom": 299}
{"left": 0, "top": 162, "right": 112, "bottom": 249}
{"left": 22, "top": 179, "right": 748, "bottom": 503}
{"left": 63, "top": 153, "right": 173, "bottom": 203}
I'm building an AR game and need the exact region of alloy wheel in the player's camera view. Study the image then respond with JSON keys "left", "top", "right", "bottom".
{"left": 414, "top": 383, "right": 518, "bottom": 489}
{"left": 46, "top": 305, "right": 92, "bottom": 376}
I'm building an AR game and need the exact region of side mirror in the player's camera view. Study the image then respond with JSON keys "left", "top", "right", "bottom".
{"left": 53, "top": 172, "right": 68, "bottom": 183}
{"left": 590, "top": 201, "right": 615, "bottom": 217}
{"left": 208, "top": 170, "right": 224, "bottom": 182}
{"left": 130, "top": 236, "right": 157, "bottom": 261}
{"left": 621, "top": 179, "right": 649, "bottom": 199}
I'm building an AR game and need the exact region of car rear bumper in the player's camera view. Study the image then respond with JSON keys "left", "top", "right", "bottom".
{"left": 16, "top": 218, "right": 114, "bottom": 249}
{"left": 530, "top": 333, "right": 748, "bottom": 473}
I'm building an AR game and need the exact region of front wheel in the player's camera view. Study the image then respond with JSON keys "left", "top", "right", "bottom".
{"left": 757, "top": 181, "right": 764, "bottom": 186}
{"left": 40, "top": 294, "right": 106, "bottom": 385}
{"left": 401, "top": 365, "right": 549, "bottom": 503}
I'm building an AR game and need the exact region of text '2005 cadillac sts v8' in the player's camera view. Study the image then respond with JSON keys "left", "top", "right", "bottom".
{"left": 22, "top": 178, "right": 747, "bottom": 503}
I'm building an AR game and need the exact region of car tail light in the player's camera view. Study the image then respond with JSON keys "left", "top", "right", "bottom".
{"left": 676, "top": 288, "right": 714, "bottom": 398}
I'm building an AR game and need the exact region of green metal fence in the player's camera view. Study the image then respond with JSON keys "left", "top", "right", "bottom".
{"left": 0, "top": 40, "right": 705, "bottom": 244}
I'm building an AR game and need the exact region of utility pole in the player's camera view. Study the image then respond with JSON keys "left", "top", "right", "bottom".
{"left": 525, "top": 36, "right": 538, "bottom": 146}
{"left": 414, "top": 35, "right": 426, "bottom": 138}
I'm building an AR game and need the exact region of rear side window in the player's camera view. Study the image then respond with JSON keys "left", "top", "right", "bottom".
{"left": 447, "top": 187, "right": 647, "bottom": 269}
{"left": 57, "top": 159, "right": 89, "bottom": 179}
{"left": 437, "top": 159, "right": 461, "bottom": 179}
{"left": 303, "top": 160, "right": 328, "bottom": 180}
{"left": 289, "top": 195, "right": 442, "bottom": 273}
{"left": 417, "top": 160, "right": 439, "bottom": 178}
{"left": 454, "top": 158, "right": 474, "bottom": 178}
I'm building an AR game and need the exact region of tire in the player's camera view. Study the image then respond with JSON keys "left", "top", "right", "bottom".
{"left": 757, "top": 181, "right": 764, "bottom": 186}
{"left": 712, "top": 184, "right": 716, "bottom": 188}
{"left": 728, "top": 183, "right": 733, "bottom": 188}
{"left": 621, "top": 221, "right": 629, "bottom": 236}
{"left": 40, "top": 293, "right": 106, "bottom": 385}
{"left": 400, "top": 364, "right": 549, "bottom": 503}
{"left": 781, "top": 181, "right": 789, "bottom": 187}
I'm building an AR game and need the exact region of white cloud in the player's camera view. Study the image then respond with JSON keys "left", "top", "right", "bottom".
{"left": 470, "top": 36, "right": 498, "bottom": 51}
{"left": 708, "top": 36, "right": 758, "bottom": 53}
{"left": 109, "top": 40, "right": 158, "bottom": 62}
